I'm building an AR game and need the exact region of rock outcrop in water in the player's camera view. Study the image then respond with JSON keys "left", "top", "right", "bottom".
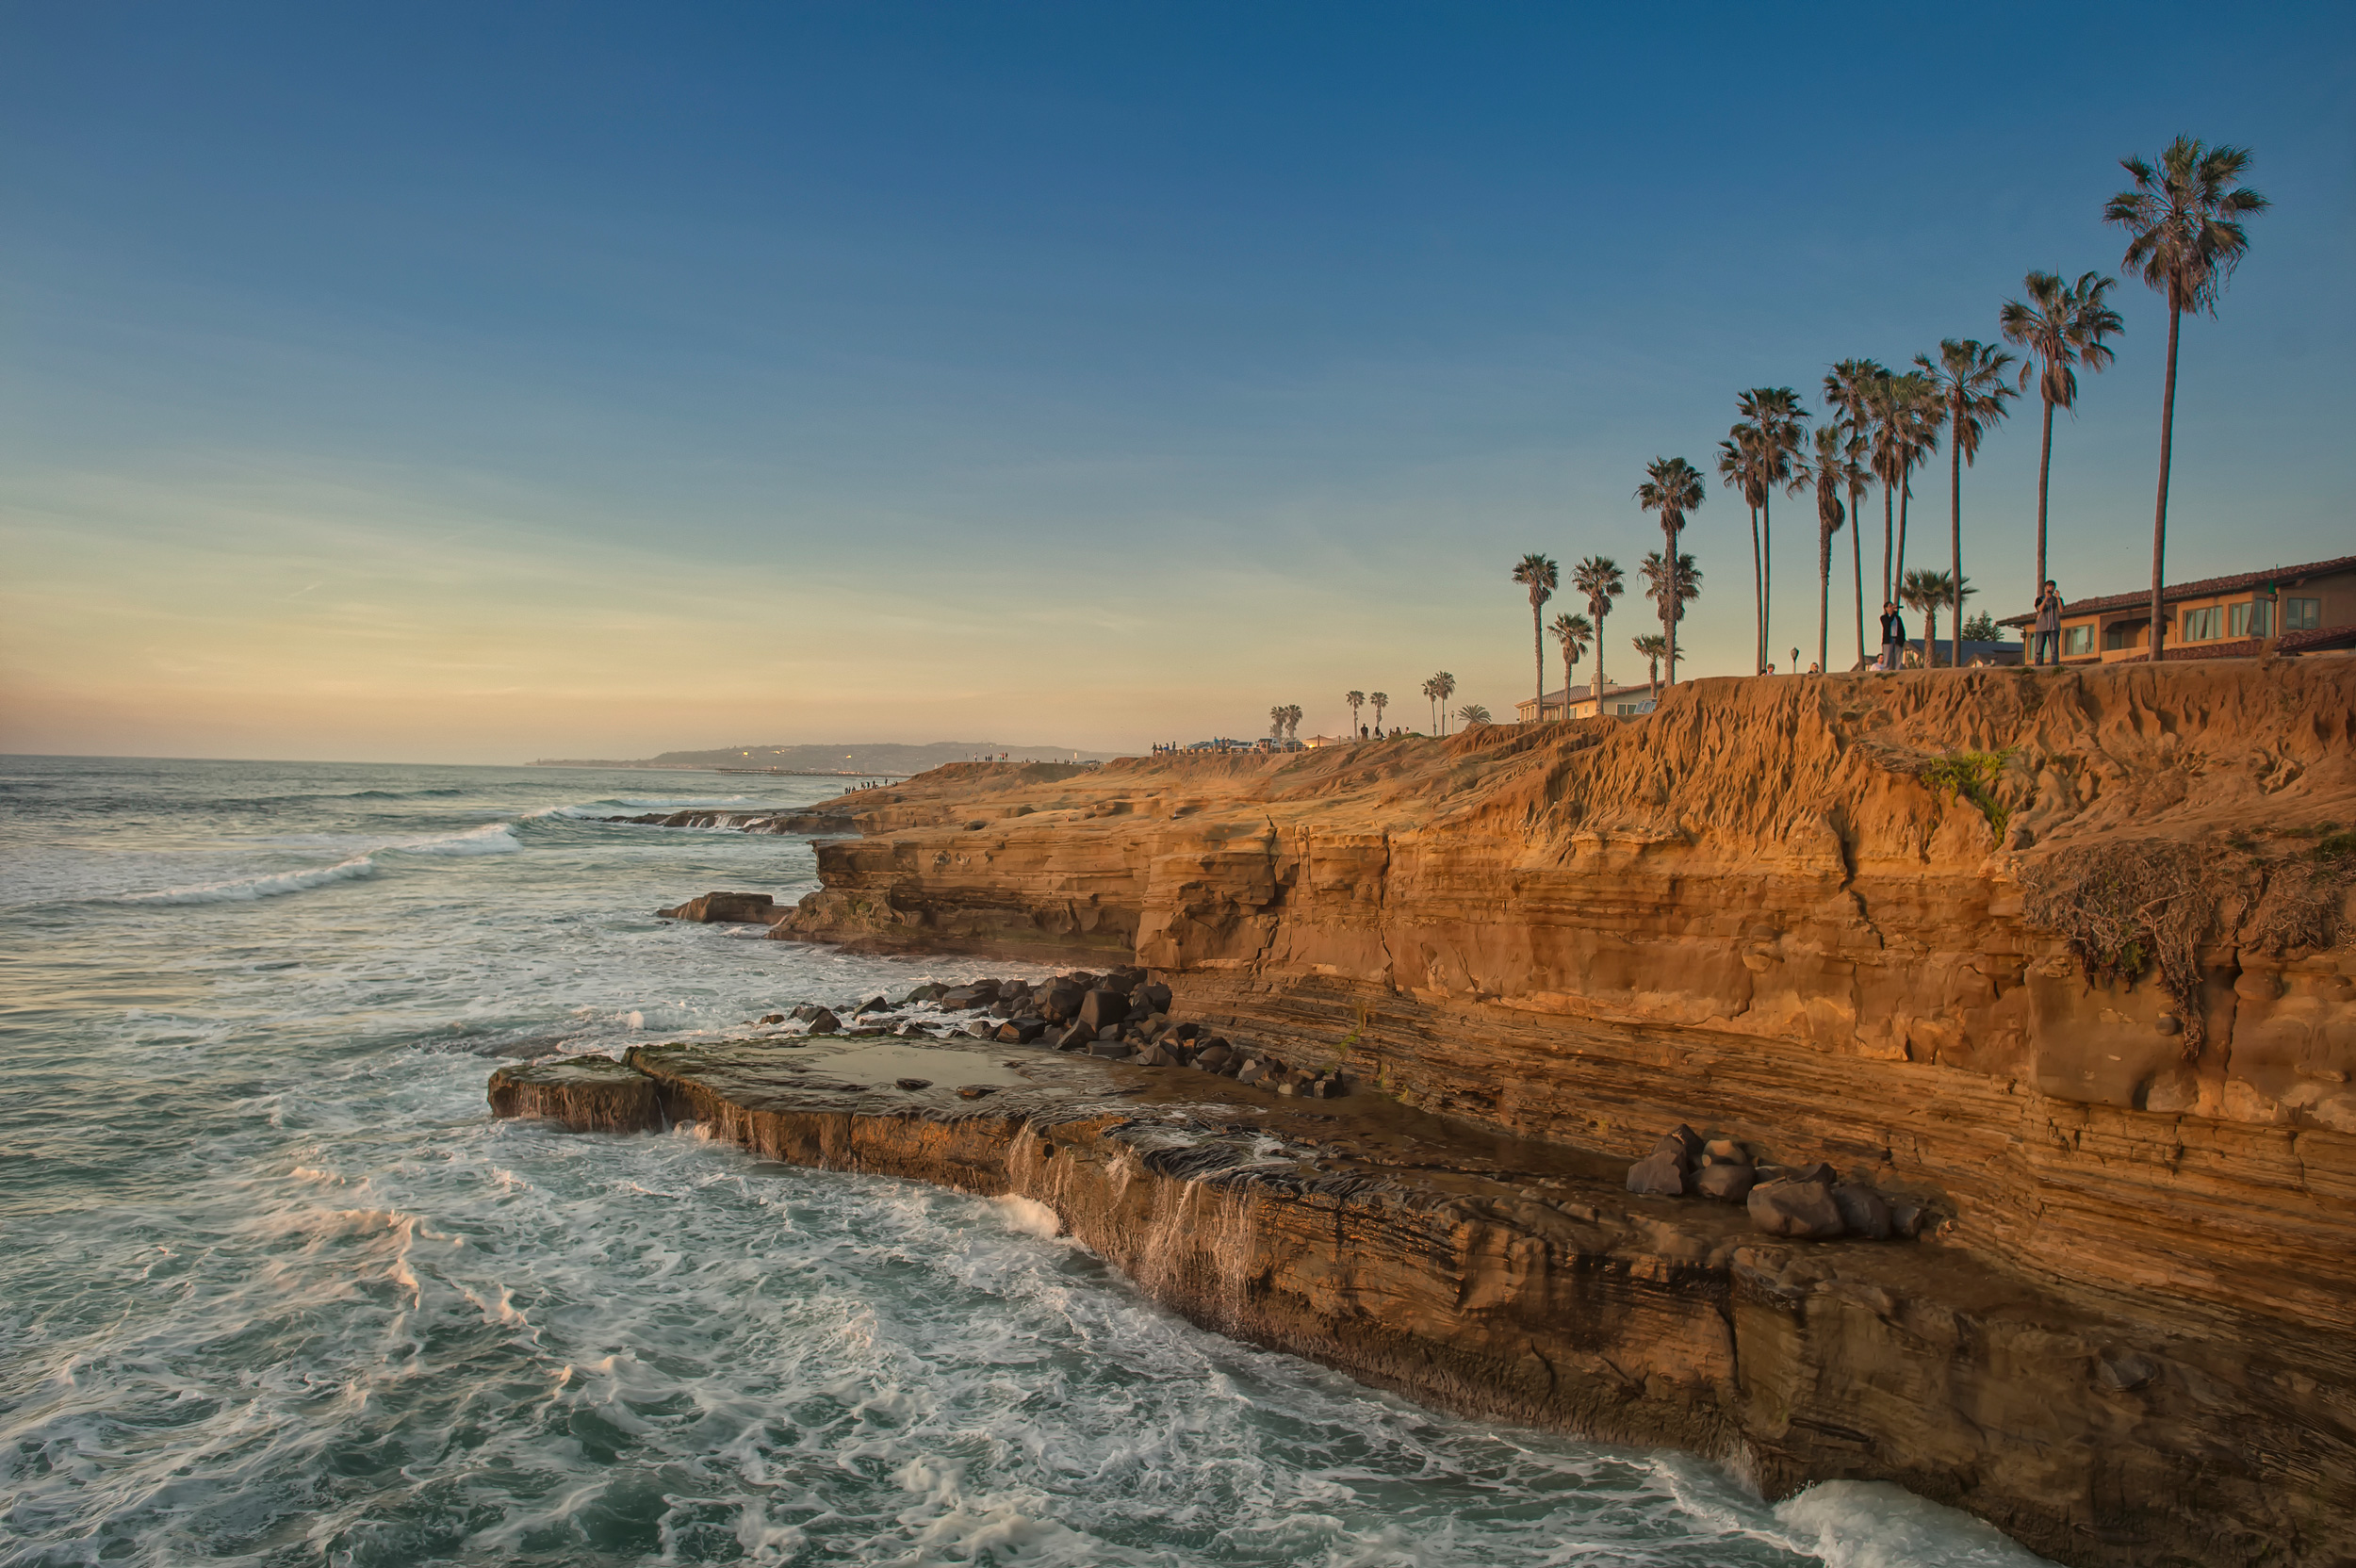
{"left": 493, "top": 1034, "right": 2342, "bottom": 1568}
{"left": 613, "top": 661, "right": 2356, "bottom": 1566}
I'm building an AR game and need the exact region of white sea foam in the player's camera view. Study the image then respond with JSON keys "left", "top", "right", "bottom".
{"left": 120, "top": 854, "right": 379, "bottom": 903}
{"left": 1774, "top": 1480, "right": 2056, "bottom": 1567}
{"left": 390, "top": 822, "right": 519, "bottom": 856}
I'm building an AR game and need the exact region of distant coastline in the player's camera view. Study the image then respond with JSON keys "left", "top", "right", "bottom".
{"left": 532, "top": 740, "right": 1113, "bottom": 773}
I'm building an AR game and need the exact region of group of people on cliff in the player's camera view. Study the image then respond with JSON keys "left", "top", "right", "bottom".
{"left": 1867, "top": 580, "right": 2065, "bottom": 672}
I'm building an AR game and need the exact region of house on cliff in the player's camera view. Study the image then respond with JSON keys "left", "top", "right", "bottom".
{"left": 1515, "top": 681, "right": 1656, "bottom": 722}
{"left": 1998, "top": 552, "right": 2356, "bottom": 662}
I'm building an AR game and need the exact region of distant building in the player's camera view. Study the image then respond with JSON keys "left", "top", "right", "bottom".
{"left": 1998, "top": 553, "right": 2356, "bottom": 662}
{"left": 1514, "top": 681, "right": 1657, "bottom": 722}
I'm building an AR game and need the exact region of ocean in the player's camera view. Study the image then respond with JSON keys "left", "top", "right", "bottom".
{"left": 0, "top": 756, "right": 2054, "bottom": 1567}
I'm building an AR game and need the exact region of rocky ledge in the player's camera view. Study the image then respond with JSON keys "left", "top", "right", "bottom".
{"left": 494, "top": 1032, "right": 2342, "bottom": 1568}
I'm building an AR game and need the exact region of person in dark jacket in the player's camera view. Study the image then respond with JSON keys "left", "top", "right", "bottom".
{"left": 1877, "top": 602, "right": 1906, "bottom": 671}
{"left": 2032, "top": 580, "right": 2064, "bottom": 665}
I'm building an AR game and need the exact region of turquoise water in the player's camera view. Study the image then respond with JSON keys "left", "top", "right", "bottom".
{"left": 0, "top": 757, "right": 2054, "bottom": 1567}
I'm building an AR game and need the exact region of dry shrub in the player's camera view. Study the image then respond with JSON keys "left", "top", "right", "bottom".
{"left": 2017, "top": 838, "right": 2354, "bottom": 1061}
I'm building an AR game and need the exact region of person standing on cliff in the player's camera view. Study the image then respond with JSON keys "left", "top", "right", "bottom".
{"left": 1877, "top": 601, "right": 1906, "bottom": 672}
{"left": 2032, "top": 580, "right": 2063, "bottom": 666}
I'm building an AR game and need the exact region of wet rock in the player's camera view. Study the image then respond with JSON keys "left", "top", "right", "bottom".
{"left": 939, "top": 986, "right": 990, "bottom": 1011}
{"left": 1693, "top": 1163, "right": 1757, "bottom": 1201}
{"left": 805, "top": 1008, "right": 843, "bottom": 1036}
{"left": 657, "top": 891, "right": 777, "bottom": 923}
{"left": 902, "top": 983, "right": 945, "bottom": 1004}
{"left": 1077, "top": 988, "right": 1130, "bottom": 1032}
{"left": 957, "top": 1084, "right": 997, "bottom": 1100}
{"left": 1141, "top": 982, "right": 1173, "bottom": 1012}
{"left": 1172, "top": 1021, "right": 1200, "bottom": 1041}
{"left": 790, "top": 1004, "right": 823, "bottom": 1021}
{"left": 1831, "top": 1183, "right": 1894, "bottom": 1240}
{"left": 1749, "top": 1179, "right": 1846, "bottom": 1238}
{"left": 997, "top": 1019, "right": 1047, "bottom": 1045}
{"left": 896, "top": 1022, "right": 931, "bottom": 1038}
{"left": 759, "top": 1013, "right": 786, "bottom": 1025}
{"left": 1053, "top": 1022, "right": 1093, "bottom": 1052}
{"left": 895, "top": 1077, "right": 932, "bottom": 1091}
{"left": 990, "top": 999, "right": 1018, "bottom": 1019}
{"left": 1104, "top": 966, "right": 1146, "bottom": 991}
{"left": 1088, "top": 1037, "right": 1130, "bottom": 1058}
{"left": 1235, "top": 1060, "right": 1268, "bottom": 1086}
{"left": 1626, "top": 1152, "right": 1687, "bottom": 1197}
{"left": 854, "top": 996, "right": 889, "bottom": 1015}
{"left": 1138, "top": 1042, "right": 1182, "bottom": 1068}
{"left": 1192, "top": 1042, "right": 1235, "bottom": 1072}
{"left": 1039, "top": 984, "right": 1084, "bottom": 1022}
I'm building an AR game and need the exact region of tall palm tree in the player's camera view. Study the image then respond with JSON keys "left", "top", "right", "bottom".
{"left": 1916, "top": 340, "right": 2017, "bottom": 670}
{"left": 1571, "top": 556, "right": 1624, "bottom": 711}
{"left": 1368, "top": 692, "right": 1388, "bottom": 733}
{"left": 1549, "top": 612, "right": 1592, "bottom": 718}
{"left": 1631, "top": 632, "right": 1677, "bottom": 700}
{"left": 1429, "top": 671, "right": 1456, "bottom": 735}
{"left": 2001, "top": 270, "right": 2123, "bottom": 600}
{"left": 1268, "top": 705, "right": 1287, "bottom": 740}
{"left": 1634, "top": 456, "right": 1704, "bottom": 684}
{"left": 1456, "top": 704, "right": 1491, "bottom": 727}
{"left": 1285, "top": 704, "right": 1304, "bottom": 742}
{"left": 1868, "top": 372, "right": 1940, "bottom": 605}
{"left": 1736, "top": 387, "right": 1808, "bottom": 667}
{"left": 1797, "top": 423, "right": 1850, "bottom": 674}
{"left": 1344, "top": 690, "right": 1366, "bottom": 737}
{"left": 1640, "top": 550, "right": 1702, "bottom": 660}
{"left": 1511, "top": 554, "right": 1560, "bottom": 721}
{"left": 1717, "top": 427, "right": 1768, "bottom": 671}
{"left": 2105, "top": 138, "right": 2268, "bottom": 662}
{"left": 1824, "top": 360, "right": 1887, "bottom": 662}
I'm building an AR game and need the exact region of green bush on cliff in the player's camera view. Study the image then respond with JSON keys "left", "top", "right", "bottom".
{"left": 1920, "top": 747, "right": 2017, "bottom": 840}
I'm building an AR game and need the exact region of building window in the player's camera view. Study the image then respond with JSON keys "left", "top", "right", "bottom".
{"left": 2228, "top": 599, "right": 2273, "bottom": 638}
{"left": 2102, "top": 620, "right": 2142, "bottom": 651}
{"left": 2181, "top": 606, "right": 2222, "bottom": 641}
{"left": 2284, "top": 596, "right": 2322, "bottom": 631}
{"left": 2062, "top": 625, "right": 2094, "bottom": 656}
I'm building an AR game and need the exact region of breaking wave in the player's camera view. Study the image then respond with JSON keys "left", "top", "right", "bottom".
{"left": 120, "top": 825, "right": 519, "bottom": 904}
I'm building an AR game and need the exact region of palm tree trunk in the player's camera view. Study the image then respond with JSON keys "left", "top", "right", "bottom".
{"left": 1850, "top": 488, "right": 1867, "bottom": 667}
{"left": 1760, "top": 493, "right": 1774, "bottom": 668}
{"left": 1593, "top": 609, "right": 1608, "bottom": 712}
{"left": 1881, "top": 482, "right": 1894, "bottom": 607}
{"left": 1662, "top": 521, "right": 1677, "bottom": 686}
{"left": 1531, "top": 603, "right": 1545, "bottom": 722}
{"left": 1950, "top": 416, "right": 1964, "bottom": 672}
{"left": 1817, "top": 520, "right": 1830, "bottom": 675}
{"left": 2150, "top": 298, "right": 2182, "bottom": 662}
{"left": 1749, "top": 505, "right": 1763, "bottom": 672}
{"left": 1895, "top": 481, "right": 1911, "bottom": 590}
{"left": 1925, "top": 604, "right": 1939, "bottom": 667}
{"left": 2034, "top": 394, "right": 2055, "bottom": 599}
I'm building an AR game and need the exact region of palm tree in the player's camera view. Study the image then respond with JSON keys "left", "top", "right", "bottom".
{"left": 1639, "top": 550, "right": 1702, "bottom": 662}
{"left": 1549, "top": 611, "right": 1592, "bottom": 718}
{"left": 1824, "top": 360, "right": 1887, "bottom": 662}
{"left": 1631, "top": 632, "right": 1677, "bottom": 700}
{"left": 1916, "top": 340, "right": 2017, "bottom": 670}
{"left": 1368, "top": 692, "right": 1388, "bottom": 733}
{"left": 1797, "top": 423, "right": 1849, "bottom": 674}
{"left": 1511, "top": 554, "right": 1560, "bottom": 721}
{"left": 1999, "top": 270, "right": 2122, "bottom": 602}
{"left": 1717, "top": 428, "right": 1767, "bottom": 671}
{"left": 1899, "top": 568, "right": 1950, "bottom": 666}
{"left": 1456, "top": 704, "right": 1491, "bottom": 727}
{"left": 1737, "top": 387, "right": 1808, "bottom": 667}
{"left": 2106, "top": 138, "right": 2268, "bottom": 662}
{"left": 1429, "top": 671, "right": 1456, "bottom": 735}
{"left": 1284, "top": 704, "right": 1303, "bottom": 742}
{"left": 1571, "top": 556, "right": 1624, "bottom": 711}
{"left": 1869, "top": 372, "right": 1941, "bottom": 605}
{"left": 1344, "top": 690, "right": 1366, "bottom": 738}
{"left": 1268, "top": 705, "right": 1287, "bottom": 741}
{"left": 1635, "top": 456, "right": 1704, "bottom": 684}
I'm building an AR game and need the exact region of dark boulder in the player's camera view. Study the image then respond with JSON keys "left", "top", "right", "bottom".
{"left": 1140, "top": 982, "right": 1173, "bottom": 1012}
{"left": 895, "top": 1078, "right": 932, "bottom": 1091}
{"left": 1748, "top": 1179, "right": 1846, "bottom": 1238}
{"left": 854, "top": 996, "right": 889, "bottom": 1015}
{"left": 1830, "top": 1183, "right": 1894, "bottom": 1240}
{"left": 938, "top": 987, "right": 990, "bottom": 1011}
{"left": 1692, "top": 1163, "right": 1757, "bottom": 1202}
{"left": 1192, "top": 1043, "right": 1234, "bottom": 1072}
{"left": 1077, "top": 989, "right": 1130, "bottom": 1032}
{"left": 902, "top": 983, "right": 946, "bottom": 1004}
{"left": 957, "top": 1085, "right": 998, "bottom": 1101}
{"left": 805, "top": 1008, "right": 843, "bottom": 1036}
{"left": 1088, "top": 1037, "right": 1131, "bottom": 1059}
{"left": 1054, "top": 1022, "right": 1093, "bottom": 1052}
{"left": 1626, "top": 1152, "right": 1687, "bottom": 1197}
{"left": 657, "top": 891, "right": 777, "bottom": 923}
{"left": 759, "top": 1013, "right": 786, "bottom": 1025}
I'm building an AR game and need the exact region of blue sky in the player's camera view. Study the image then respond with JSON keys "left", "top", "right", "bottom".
{"left": 3, "top": 2, "right": 2349, "bottom": 760}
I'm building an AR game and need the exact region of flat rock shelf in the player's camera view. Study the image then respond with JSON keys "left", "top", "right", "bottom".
{"left": 487, "top": 1038, "right": 2327, "bottom": 1568}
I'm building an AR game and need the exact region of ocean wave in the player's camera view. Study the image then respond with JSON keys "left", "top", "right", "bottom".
{"left": 120, "top": 825, "right": 517, "bottom": 903}
{"left": 121, "top": 855, "right": 379, "bottom": 904}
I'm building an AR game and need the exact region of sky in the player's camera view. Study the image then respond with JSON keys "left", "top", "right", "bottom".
{"left": 3, "top": 2, "right": 2351, "bottom": 763}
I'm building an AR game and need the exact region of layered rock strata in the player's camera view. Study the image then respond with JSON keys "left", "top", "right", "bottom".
{"left": 492, "top": 1040, "right": 2347, "bottom": 1568}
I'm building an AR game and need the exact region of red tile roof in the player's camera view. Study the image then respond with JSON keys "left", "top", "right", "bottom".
{"left": 1997, "top": 553, "right": 2356, "bottom": 627}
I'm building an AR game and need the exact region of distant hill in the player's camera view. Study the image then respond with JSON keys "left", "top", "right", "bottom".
{"left": 532, "top": 741, "right": 1115, "bottom": 775}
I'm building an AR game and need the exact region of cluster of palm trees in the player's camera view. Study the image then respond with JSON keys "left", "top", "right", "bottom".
{"left": 1500, "top": 138, "right": 2264, "bottom": 694}
{"left": 1340, "top": 690, "right": 1391, "bottom": 736}
{"left": 1700, "top": 137, "right": 2265, "bottom": 674}
{"left": 1265, "top": 703, "right": 1303, "bottom": 742}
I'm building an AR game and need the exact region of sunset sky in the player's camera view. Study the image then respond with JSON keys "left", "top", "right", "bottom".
{"left": 4, "top": 3, "right": 2350, "bottom": 762}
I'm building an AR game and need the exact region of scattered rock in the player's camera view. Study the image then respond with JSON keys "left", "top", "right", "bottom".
{"left": 1659, "top": 1124, "right": 1704, "bottom": 1166}
{"left": 1693, "top": 1163, "right": 1757, "bottom": 1201}
{"left": 1077, "top": 989, "right": 1130, "bottom": 1032}
{"left": 1192, "top": 1042, "right": 1235, "bottom": 1071}
{"left": 1141, "top": 982, "right": 1173, "bottom": 1012}
{"left": 1701, "top": 1137, "right": 1745, "bottom": 1165}
{"left": 1748, "top": 1178, "right": 1846, "bottom": 1238}
{"left": 657, "top": 891, "right": 777, "bottom": 923}
{"left": 1088, "top": 1038, "right": 1130, "bottom": 1058}
{"left": 790, "top": 1004, "right": 823, "bottom": 1022}
{"left": 895, "top": 1078, "right": 932, "bottom": 1091}
{"left": 1626, "top": 1152, "right": 1687, "bottom": 1196}
{"left": 1054, "top": 1022, "right": 1093, "bottom": 1052}
{"left": 759, "top": 1013, "right": 786, "bottom": 1025}
{"left": 902, "top": 983, "right": 945, "bottom": 1004}
{"left": 805, "top": 1008, "right": 843, "bottom": 1036}
{"left": 854, "top": 996, "right": 889, "bottom": 1015}
{"left": 957, "top": 1085, "right": 997, "bottom": 1100}
{"left": 1830, "top": 1183, "right": 1894, "bottom": 1240}
{"left": 1235, "top": 1060, "right": 1268, "bottom": 1086}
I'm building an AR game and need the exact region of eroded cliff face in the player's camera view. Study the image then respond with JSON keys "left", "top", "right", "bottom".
{"left": 766, "top": 663, "right": 2356, "bottom": 1364}
{"left": 492, "top": 1043, "right": 2356, "bottom": 1568}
